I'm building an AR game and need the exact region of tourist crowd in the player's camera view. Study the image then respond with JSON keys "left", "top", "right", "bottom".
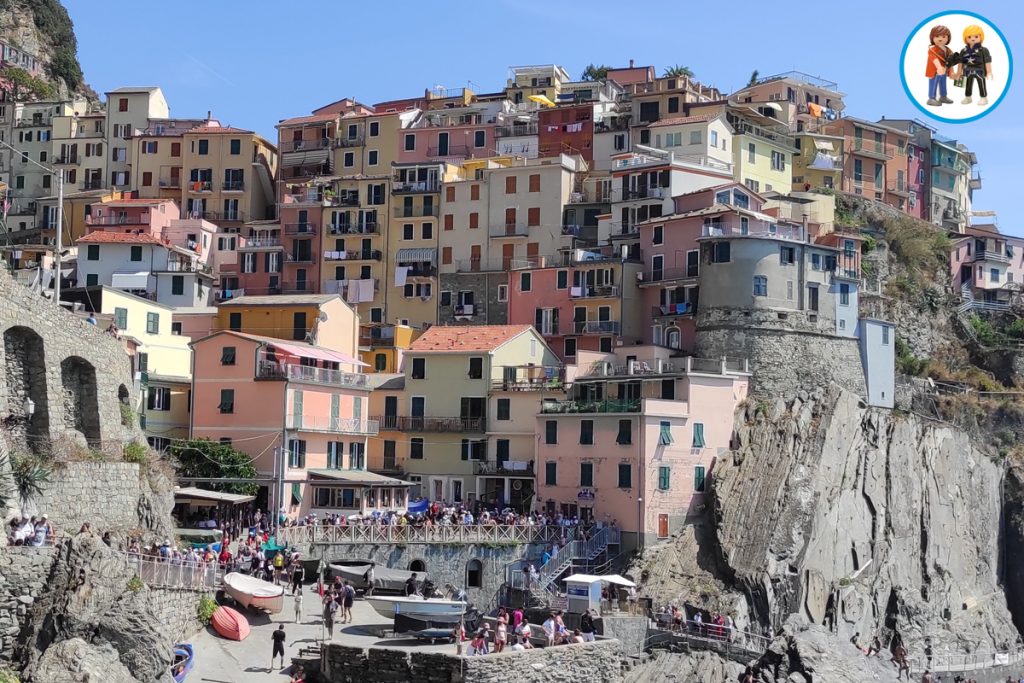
{"left": 6, "top": 513, "right": 54, "bottom": 546}
{"left": 458, "top": 607, "right": 598, "bottom": 656}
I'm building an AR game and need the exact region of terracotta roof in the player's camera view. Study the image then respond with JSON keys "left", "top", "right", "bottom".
{"left": 649, "top": 114, "right": 717, "bottom": 128}
{"left": 76, "top": 232, "right": 165, "bottom": 245}
{"left": 185, "top": 125, "right": 255, "bottom": 135}
{"left": 409, "top": 325, "right": 532, "bottom": 353}
{"left": 277, "top": 113, "right": 337, "bottom": 127}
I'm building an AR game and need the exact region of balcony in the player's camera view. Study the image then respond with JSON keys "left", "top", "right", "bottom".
{"left": 540, "top": 398, "right": 640, "bottom": 414}
{"left": 474, "top": 461, "right": 534, "bottom": 476}
{"left": 495, "top": 123, "right": 538, "bottom": 138}
{"left": 491, "top": 366, "right": 565, "bottom": 391}
{"left": 427, "top": 144, "right": 470, "bottom": 159}
{"left": 398, "top": 264, "right": 436, "bottom": 277}
{"left": 327, "top": 222, "right": 378, "bottom": 235}
{"left": 239, "top": 237, "right": 282, "bottom": 250}
{"left": 159, "top": 176, "right": 181, "bottom": 189}
{"left": 577, "top": 356, "right": 747, "bottom": 379}
{"left": 324, "top": 249, "right": 382, "bottom": 262}
{"left": 283, "top": 223, "right": 317, "bottom": 235}
{"left": 851, "top": 138, "right": 891, "bottom": 160}
{"left": 80, "top": 180, "right": 104, "bottom": 190}
{"left": 373, "top": 416, "right": 486, "bottom": 433}
{"left": 641, "top": 267, "right": 700, "bottom": 285}
{"left": 359, "top": 326, "right": 396, "bottom": 347}
{"left": 570, "top": 284, "right": 620, "bottom": 299}
{"left": 334, "top": 136, "right": 365, "bottom": 148}
{"left": 86, "top": 214, "right": 152, "bottom": 226}
{"left": 974, "top": 250, "right": 1010, "bottom": 264}
{"left": 701, "top": 222, "right": 806, "bottom": 242}
{"left": 652, "top": 302, "right": 695, "bottom": 318}
{"left": 392, "top": 180, "right": 440, "bottom": 194}
{"left": 222, "top": 180, "right": 246, "bottom": 192}
{"left": 393, "top": 205, "right": 439, "bottom": 218}
{"left": 326, "top": 194, "right": 361, "bottom": 207}
{"left": 886, "top": 179, "right": 910, "bottom": 196}
{"left": 573, "top": 320, "right": 621, "bottom": 335}
{"left": 489, "top": 223, "right": 529, "bottom": 238}
{"left": 281, "top": 282, "right": 316, "bottom": 294}
{"left": 54, "top": 154, "right": 79, "bottom": 165}
{"left": 202, "top": 211, "right": 246, "bottom": 223}
{"left": 186, "top": 180, "right": 214, "bottom": 193}
{"left": 285, "top": 252, "right": 315, "bottom": 264}
{"left": 608, "top": 221, "right": 639, "bottom": 239}
{"left": 284, "top": 138, "right": 331, "bottom": 153}
{"left": 614, "top": 186, "right": 667, "bottom": 202}
{"left": 287, "top": 415, "right": 379, "bottom": 436}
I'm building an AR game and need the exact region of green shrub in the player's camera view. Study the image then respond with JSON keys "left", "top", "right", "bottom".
{"left": 119, "top": 403, "right": 136, "bottom": 427}
{"left": 10, "top": 454, "right": 50, "bottom": 500}
{"left": 970, "top": 315, "right": 999, "bottom": 345}
{"left": 0, "top": 667, "right": 21, "bottom": 683}
{"left": 197, "top": 595, "right": 218, "bottom": 625}
{"left": 1007, "top": 319, "right": 1024, "bottom": 339}
{"left": 127, "top": 575, "right": 143, "bottom": 593}
{"left": 123, "top": 442, "right": 147, "bottom": 465}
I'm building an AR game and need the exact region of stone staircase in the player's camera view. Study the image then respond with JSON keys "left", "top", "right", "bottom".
{"left": 510, "top": 527, "right": 620, "bottom": 608}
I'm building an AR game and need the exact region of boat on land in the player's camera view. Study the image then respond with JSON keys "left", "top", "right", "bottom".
{"left": 364, "top": 595, "right": 467, "bottom": 621}
{"left": 222, "top": 572, "right": 285, "bottom": 613}
{"left": 211, "top": 606, "right": 250, "bottom": 641}
{"left": 328, "top": 562, "right": 428, "bottom": 594}
{"left": 170, "top": 643, "right": 194, "bottom": 681}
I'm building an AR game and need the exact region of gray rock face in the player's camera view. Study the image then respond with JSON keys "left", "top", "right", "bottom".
{"left": 31, "top": 638, "right": 140, "bottom": 683}
{"left": 712, "top": 387, "right": 1018, "bottom": 657}
{"left": 622, "top": 649, "right": 745, "bottom": 683}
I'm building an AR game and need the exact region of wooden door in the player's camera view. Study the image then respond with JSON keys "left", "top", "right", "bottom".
{"left": 658, "top": 514, "right": 669, "bottom": 538}
{"left": 502, "top": 243, "right": 515, "bottom": 270}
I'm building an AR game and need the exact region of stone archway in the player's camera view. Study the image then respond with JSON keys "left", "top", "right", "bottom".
{"left": 4, "top": 326, "right": 50, "bottom": 453}
{"left": 117, "top": 384, "right": 131, "bottom": 425}
{"left": 61, "top": 356, "right": 101, "bottom": 447}
{"left": 409, "top": 559, "right": 426, "bottom": 573}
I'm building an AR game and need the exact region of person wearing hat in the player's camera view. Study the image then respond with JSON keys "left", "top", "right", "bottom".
{"left": 159, "top": 539, "right": 172, "bottom": 561}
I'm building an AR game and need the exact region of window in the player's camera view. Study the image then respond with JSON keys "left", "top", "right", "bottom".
{"left": 142, "top": 171, "right": 153, "bottom": 187}
{"left": 218, "top": 389, "right": 234, "bottom": 413}
{"left": 369, "top": 121, "right": 380, "bottom": 137}
{"left": 692, "top": 422, "right": 706, "bottom": 448}
{"left": 580, "top": 462, "right": 594, "bottom": 487}
{"left": 505, "top": 176, "right": 517, "bottom": 194}
{"left": 228, "top": 138, "right": 241, "bottom": 155}
{"left": 991, "top": 268, "right": 1001, "bottom": 282}
{"left": 474, "top": 130, "right": 486, "bottom": 148}
{"left": 617, "top": 463, "right": 632, "bottom": 488}
{"left": 528, "top": 207, "right": 540, "bottom": 226}
{"left": 171, "top": 142, "right": 180, "bottom": 157}
{"left": 146, "top": 312, "right": 160, "bottom": 334}
{"left": 87, "top": 244, "right": 99, "bottom": 260}
{"left": 422, "top": 223, "right": 433, "bottom": 239}
{"left": 710, "top": 130, "right": 718, "bottom": 147}
{"left": 520, "top": 272, "right": 532, "bottom": 292}
{"left": 469, "top": 213, "right": 479, "bottom": 229}
{"left": 545, "top": 462, "right": 557, "bottom": 486}
{"left": 556, "top": 270, "right": 568, "bottom": 289}
{"left": 344, "top": 152, "right": 354, "bottom": 167}
{"left": 403, "top": 223, "right": 414, "bottom": 240}
{"left": 411, "top": 357, "right": 425, "bottom": 379}
{"left": 497, "top": 398, "right": 511, "bottom": 421}
{"left": 461, "top": 439, "right": 485, "bottom": 461}
{"left": 658, "top": 466, "right": 671, "bottom": 491}
{"left": 659, "top": 421, "right": 674, "bottom": 446}
{"left": 545, "top": 420, "right": 558, "bottom": 444}
{"left": 787, "top": 280, "right": 794, "bottom": 300}
{"left": 564, "top": 338, "right": 577, "bottom": 357}
{"left": 118, "top": 97, "right": 128, "bottom": 112}
{"left": 147, "top": 386, "right": 171, "bottom": 411}
{"left": 882, "top": 326, "right": 891, "bottom": 345}
{"left": 288, "top": 439, "right": 306, "bottom": 468}
{"left": 171, "top": 275, "right": 184, "bottom": 295}
{"left": 839, "top": 283, "right": 850, "bottom": 306}
{"left": 753, "top": 275, "right": 768, "bottom": 297}
{"left": 466, "top": 559, "right": 482, "bottom": 588}
{"left": 198, "top": 139, "right": 209, "bottom": 155}
{"left": 780, "top": 246, "right": 796, "bottom": 265}
{"left": 747, "top": 142, "right": 756, "bottom": 163}
{"left": 694, "top": 466, "right": 706, "bottom": 492}
{"left": 404, "top": 134, "right": 415, "bottom": 151}
{"left": 130, "top": 245, "right": 143, "bottom": 261}
{"left": 368, "top": 150, "right": 378, "bottom": 166}
{"left": 529, "top": 173, "right": 540, "bottom": 192}
{"left": 616, "top": 419, "right": 632, "bottom": 445}
{"left": 468, "top": 357, "right": 483, "bottom": 379}
{"left": 689, "top": 130, "right": 702, "bottom": 145}
{"left": 220, "top": 346, "right": 236, "bottom": 365}
{"left": 710, "top": 242, "right": 731, "bottom": 263}
{"left": 374, "top": 353, "right": 387, "bottom": 371}
{"left": 410, "top": 438, "right": 424, "bottom": 459}
{"left": 771, "top": 150, "right": 785, "bottom": 171}
{"left": 580, "top": 419, "right": 594, "bottom": 445}
{"left": 653, "top": 225, "right": 664, "bottom": 245}
{"left": 142, "top": 140, "right": 157, "bottom": 154}
{"left": 113, "top": 307, "right": 128, "bottom": 329}
{"left": 327, "top": 442, "right": 343, "bottom": 469}
{"left": 497, "top": 285, "right": 508, "bottom": 302}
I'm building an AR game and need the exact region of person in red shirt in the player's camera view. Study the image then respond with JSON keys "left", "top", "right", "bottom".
{"left": 926, "top": 25, "right": 954, "bottom": 106}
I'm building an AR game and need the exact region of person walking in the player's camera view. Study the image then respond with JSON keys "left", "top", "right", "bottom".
{"left": 363, "top": 563, "right": 375, "bottom": 596}
{"left": 580, "top": 608, "right": 596, "bottom": 642}
{"left": 291, "top": 560, "right": 305, "bottom": 595}
{"left": 322, "top": 594, "right": 338, "bottom": 639}
{"left": 894, "top": 641, "right": 911, "bottom": 680}
{"left": 270, "top": 623, "right": 287, "bottom": 670}
{"left": 494, "top": 607, "right": 508, "bottom": 653}
{"left": 342, "top": 580, "right": 355, "bottom": 624}
{"left": 293, "top": 591, "right": 303, "bottom": 624}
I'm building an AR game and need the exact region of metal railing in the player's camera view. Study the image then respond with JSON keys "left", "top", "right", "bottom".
{"left": 284, "top": 138, "right": 332, "bottom": 152}
{"left": 286, "top": 363, "right": 369, "bottom": 387}
{"left": 569, "top": 285, "right": 620, "bottom": 299}
{"left": 222, "top": 180, "right": 246, "bottom": 191}
{"left": 276, "top": 523, "right": 570, "bottom": 546}
{"left": 372, "top": 415, "right": 486, "bottom": 432}
{"left": 324, "top": 249, "right": 382, "bottom": 261}
{"left": 334, "top": 136, "right": 365, "bottom": 148}
{"left": 286, "top": 414, "right": 379, "bottom": 435}
{"left": 495, "top": 123, "right": 539, "bottom": 138}
{"left": 239, "top": 237, "right": 282, "bottom": 249}
{"left": 86, "top": 214, "right": 152, "bottom": 226}
{"left": 393, "top": 205, "right": 439, "bottom": 218}
{"left": 428, "top": 144, "right": 470, "bottom": 158}
{"left": 125, "top": 551, "right": 223, "bottom": 591}
{"left": 907, "top": 650, "right": 1024, "bottom": 675}
{"left": 644, "top": 620, "right": 772, "bottom": 660}
{"left": 573, "top": 320, "right": 621, "bottom": 334}
{"left": 326, "top": 222, "right": 379, "bottom": 235}
{"left": 490, "top": 223, "right": 529, "bottom": 237}
{"left": 540, "top": 398, "right": 640, "bottom": 414}
{"left": 507, "top": 527, "right": 618, "bottom": 593}
{"left": 974, "top": 250, "right": 1010, "bottom": 264}
{"left": 283, "top": 223, "right": 317, "bottom": 235}
{"left": 187, "top": 180, "right": 214, "bottom": 192}
{"left": 392, "top": 180, "right": 440, "bottom": 194}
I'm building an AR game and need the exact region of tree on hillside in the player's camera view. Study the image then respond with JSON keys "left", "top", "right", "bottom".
{"left": 581, "top": 64, "right": 612, "bottom": 81}
{"left": 0, "top": 65, "right": 54, "bottom": 100}
{"left": 170, "top": 438, "right": 259, "bottom": 495}
{"left": 663, "top": 65, "right": 694, "bottom": 79}
{"left": 748, "top": 70, "right": 760, "bottom": 86}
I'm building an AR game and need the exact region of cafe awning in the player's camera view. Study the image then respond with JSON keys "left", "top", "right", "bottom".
{"left": 528, "top": 94, "right": 556, "bottom": 108}
{"left": 111, "top": 271, "right": 150, "bottom": 289}
{"left": 266, "top": 340, "right": 367, "bottom": 367}
{"left": 563, "top": 573, "right": 636, "bottom": 587}
{"left": 396, "top": 248, "right": 437, "bottom": 264}
{"left": 174, "top": 486, "right": 256, "bottom": 505}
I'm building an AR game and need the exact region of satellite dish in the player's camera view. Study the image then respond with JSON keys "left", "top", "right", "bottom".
{"left": 318, "top": 311, "right": 328, "bottom": 322}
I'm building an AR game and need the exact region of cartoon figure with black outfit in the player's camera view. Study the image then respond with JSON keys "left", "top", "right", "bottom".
{"left": 925, "top": 25, "right": 954, "bottom": 106}
{"left": 956, "top": 24, "right": 993, "bottom": 105}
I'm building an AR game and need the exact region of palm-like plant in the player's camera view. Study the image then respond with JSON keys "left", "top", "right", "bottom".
{"left": 0, "top": 453, "right": 12, "bottom": 511}
{"left": 663, "top": 65, "right": 694, "bottom": 79}
{"left": 10, "top": 454, "right": 49, "bottom": 504}
{"left": 748, "top": 70, "right": 760, "bottom": 86}
{"left": 581, "top": 64, "right": 611, "bottom": 81}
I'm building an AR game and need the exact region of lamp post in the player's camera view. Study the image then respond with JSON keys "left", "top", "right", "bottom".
{"left": 636, "top": 496, "right": 643, "bottom": 553}
{"left": 0, "top": 137, "right": 63, "bottom": 304}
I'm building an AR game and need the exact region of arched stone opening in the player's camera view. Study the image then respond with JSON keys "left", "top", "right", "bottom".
{"left": 61, "top": 356, "right": 101, "bottom": 447}
{"left": 4, "top": 326, "right": 50, "bottom": 453}
{"left": 409, "top": 559, "right": 426, "bottom": 573}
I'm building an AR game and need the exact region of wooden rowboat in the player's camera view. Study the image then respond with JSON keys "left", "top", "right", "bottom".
{"left": 222, "top": 572, "right": 285, "bottom": 614}
{"left": 211, "top": 605, "right": 250, "bottom": 641}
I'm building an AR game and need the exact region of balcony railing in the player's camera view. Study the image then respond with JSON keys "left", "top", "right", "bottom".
{"left": 285, "top": 252, "right": 315, "bottom": 263}
{"left": 80, "top": 180, "right": 104, "bottom": 190}
{"left": 573, "top": 320, "right": 621, "bottom": 335}
{"left": 257, "top": 361, "right": 369, "bottom": 387}
{"left": 427, "top": 144, "right": 470, "bottom": 158}
{"left": 159, "top": 177, "right": 181, "bottom": 188}
{"left": 392, "top": 180, "right": 440, "bottom": 194}
{"left": 283, "top": 223, "right": 317, "bottom": 235}
{"left": 326, "top": 194, "right": 361, "bottom": 207}
{"left": 886, "top": 179, "right": 909, "bottom": 195}
{"left": 489, "top": 223, "right": 529, "bottom": 238}
{"left": 359, "top": 327, "right": 396, "bottom": 347}
{"left": 326, "top": 222, "right": 379, "bottom": 235}
{"left": 852, "top": 139, "right": 891, "bottom": 158}
{"left": 276, "top": 524, "right": 569, "bottom": 546}
{"left": 491, "top": 367, "right": 566, "bottom": 391}
{"left": 569, "top": 284, "right": 620, "bottom": 299}
{"left": 614, "top": 186, "right": 667, "bottom": 202}
{"left": 495, "top": 123, "right": 539, "bottom": 138}
{"left": 200, "top": 211, "right": 246, "bottom": 222}
{"left": 474, "top": 461, "right": 535, "bottom": 475}
{"left": 540, "top": 398, "right": 640, "bottom": 414}
{"left": 324, "top": 249, "right": 382, "bottom": 262}
{"left": 239, "top": 237, "right": 282, "bottom": 250}
{"left": 86, "top": 214, "right": 152, "bottom": 226}
{"left": 284, "top": 138, "right": 331, "bottom": 153}
{"left": 652, "top": 302, "right": 695, "bottom": 318}
{"left": 643, "top": 267, "right": 700, "bottom": 284}
{"left": 187, "top": 181, "right": 214, "bottom": 192}
{"left": 397, "top": 264, "right": 436, "bottom": 277}
{"left": 287, "top": 414, "right": 379, "bottom": 435}
{"left": 372, "top": 416, "right": 486, "bottom": 432}
{"left": 281, "top": 282, "right": 315, "bottom": 294}
{"left": 54, "top": 154, "right": 79, "bottom": 165}
{"left": 974, "top": 250, "right": 1010, "bottom": 264}
{"left": 393, "top": 206, "right": 439, "bottom": 218}
{"left": 222, "top": 180, "right": 246, "bottom": 192}
{"left": 334, "top": 136, "right": 365, "bottom": 148}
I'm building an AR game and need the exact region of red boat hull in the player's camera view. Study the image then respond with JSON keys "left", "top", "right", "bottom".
{"left": 211, "top": 605, "right": 250, "bottom": 641}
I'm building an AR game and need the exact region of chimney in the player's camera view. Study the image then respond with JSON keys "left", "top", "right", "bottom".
{"left": 629, "top": 59, "right": 635, "bottom": 68}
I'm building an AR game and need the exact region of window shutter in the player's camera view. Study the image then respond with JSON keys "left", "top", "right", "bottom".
{"left": 692, "top": 423, "right": 706, "bottom": 448}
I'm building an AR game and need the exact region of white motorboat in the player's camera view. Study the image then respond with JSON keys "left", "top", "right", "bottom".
{"left": 222, "top": 572, "right": 285, "bottom": 614}
{"left": 364, "top": 595, "right": 466, "bottom": 620}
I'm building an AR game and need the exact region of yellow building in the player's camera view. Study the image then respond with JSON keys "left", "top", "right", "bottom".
{"left": 366, "top": 373, "right": 407, "bottom": 479}
{"left": 37, "top": 188, "right": 124, "bottom": 245}
{"left": 505, "top": 65, "right": 570, "bottom": 105}
{"left": 725, "top": 106, "right": 797, "bottom": 194}
{"left": 60, "top": 286, "right": 194, "bottom": 449}
{"left": 359, "top": 323, "right": 421, "bottom": 373}
{"left": 214, "top": 293, "right": 360, "bottom": 355}
{"left": 791, "top": 131, "right": 844, "bottom": 191}
{"left": 51, "top": 109, "right": 106, "bottom": 194}
{"left": 130, "top": 117, "right": 207, "bottom": 201}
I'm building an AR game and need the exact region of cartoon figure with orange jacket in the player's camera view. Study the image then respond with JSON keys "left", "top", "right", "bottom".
{"left": 925, "top": 25, "right": 954, "bottom": 106}
{"left": 953, "top": 24, "right": 994, "bottom": 105}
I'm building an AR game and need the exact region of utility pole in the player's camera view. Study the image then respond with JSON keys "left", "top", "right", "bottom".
{"left": 54, "top": 168, "right": 63, "bottom": 304}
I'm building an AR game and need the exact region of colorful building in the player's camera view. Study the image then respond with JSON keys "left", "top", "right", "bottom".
{"left": 949, "top": 224, "right": 1024, "bottom": 310}
{"left": 359, "top": 323, "right": 420, "bottom": 373}
{"left": 213, "top": 293, "right": 359, "bottom": 353}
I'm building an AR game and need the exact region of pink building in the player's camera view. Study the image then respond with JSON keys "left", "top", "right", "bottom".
{"left": 950, "top": 225, "right": 1024, "bottom": 309}
{"left": 85, "top": 198, "right": 180, "bottom": 237}
{"left": 904, "top": 139, "right": 928, "bottom": 220}
{"left": 535, "top": 347, "right": 749, "bottom": 550}
{"left": 190, "top": 330, "right": 406, "bottom": 518}
{"left": 397, "top": 109, "right": 497, "bottom": 165}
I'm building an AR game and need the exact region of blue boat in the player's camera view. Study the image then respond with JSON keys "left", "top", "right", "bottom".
{"left": 171, "top": 643, "right": 194, "bottom": 682}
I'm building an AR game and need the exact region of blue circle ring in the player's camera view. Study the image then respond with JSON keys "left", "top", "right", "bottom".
{"left": 899, "top": 9, "right": 1013, "bottom": 124}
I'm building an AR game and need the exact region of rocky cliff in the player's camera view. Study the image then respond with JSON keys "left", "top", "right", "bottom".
{"left": 0, "top": 0, "right": 91, "bottom": 97}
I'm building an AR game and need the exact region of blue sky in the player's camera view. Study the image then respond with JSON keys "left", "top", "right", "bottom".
{"left": 64, "top": 0, "right": 1020, "bottom": 233}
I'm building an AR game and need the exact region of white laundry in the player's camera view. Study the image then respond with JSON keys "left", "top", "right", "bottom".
{"left": 358, "top": 278, "right": 375, "bottom": 303}
{"left": 394, "top": 266, "right": 409, "bottom": 287}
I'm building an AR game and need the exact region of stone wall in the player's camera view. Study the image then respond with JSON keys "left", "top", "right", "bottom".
{"left": 0, "top": 268, "right": 140, "bottom": 454}
{"left": 0, "top": 547, "right": 56, "bottom": 660}
{"left": 27, "top": 461, "right": 174, "bottom": 541}
{"left": 312, "top": 542, "right": 532, "bottom": 608}
{"left": 319, "top": 639, "right": 624, "bottom": 683}
{"left": 597, "top": 616, "right": 648, "bottom": 655}
{"left": 696, "top": 306, "right": 866, "bottom": 397}
{"left": 437, "top": 273, "right": 508, "bottom": 326}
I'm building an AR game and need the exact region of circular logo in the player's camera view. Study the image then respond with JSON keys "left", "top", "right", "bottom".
{"left": 900, "top": 10, "right": 1013, "bottom": 123}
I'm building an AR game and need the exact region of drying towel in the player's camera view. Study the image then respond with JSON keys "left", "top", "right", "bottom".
{"left": 808, "top": 103, "right": 823, "bottom": 118}
{"left": 394, "top": 266, "right": 409, "bottom": 287}
{"left": 358, "top": 278, "right": 375, "bottom": 303}
{"left": 570, "top": 286, "right": 583, "bottom": 297}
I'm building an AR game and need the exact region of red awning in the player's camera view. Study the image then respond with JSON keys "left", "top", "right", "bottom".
{"left": 266, "top": 340, "right": 367, "bottom": 366}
